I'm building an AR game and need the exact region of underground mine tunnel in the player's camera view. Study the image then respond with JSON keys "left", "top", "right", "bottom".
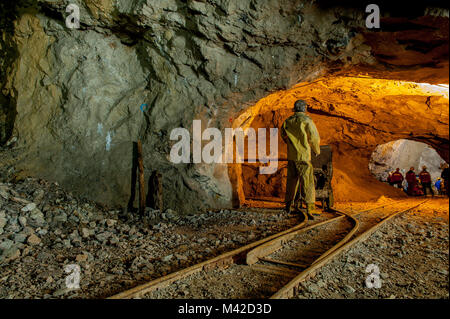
{"left": 231, "top": 76, "right": 449, "bottom": 207}
{"left": 0, "top": 0, "right": 448, "bottom": 303}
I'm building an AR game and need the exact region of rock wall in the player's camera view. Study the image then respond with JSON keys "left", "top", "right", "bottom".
{"left": 0, "top": 1, "right": 448, "bottom": 213}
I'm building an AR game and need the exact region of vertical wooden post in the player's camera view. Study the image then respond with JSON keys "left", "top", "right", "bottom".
{"left": 149, "top": 171, "right": 164, "bottom": 211}
{"left": 155, "top": 172, "right": 164, "bottom": 211}
{"left": 137, "top": 140, "right": 145, "bottom": 215}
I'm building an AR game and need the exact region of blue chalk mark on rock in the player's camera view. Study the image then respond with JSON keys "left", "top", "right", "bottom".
{"left": 140, "top": 103, "right": 148, "bottom": 112}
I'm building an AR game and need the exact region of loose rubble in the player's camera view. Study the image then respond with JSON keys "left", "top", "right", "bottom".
{"left": 0, "top": 173, "right": 447, "bottom": 299}
{"left": 0, "top": 177, "right": 298, "bottom": 298}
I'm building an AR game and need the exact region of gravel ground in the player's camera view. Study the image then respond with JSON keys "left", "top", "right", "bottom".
{"left": 144, "top": 213, "right": 354, "bottom": 299}
{"left": 147, "top": 265, "right": 292, "bottom": 299}
{"left": 294, "top": 199, "right": 449, "bottom": 299}
{"left": 0, "top": 156, "right": 448, "bottom": 299}
{"left": 0, "top": 175, "right": 301, "bottom": 299}
{"left": 143, "top": 199, "right": 448, "bottom": 300}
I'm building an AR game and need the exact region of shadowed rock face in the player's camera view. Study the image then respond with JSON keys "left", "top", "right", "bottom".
{"left": 0, "top": 1, "right": 448, "bottom": 213}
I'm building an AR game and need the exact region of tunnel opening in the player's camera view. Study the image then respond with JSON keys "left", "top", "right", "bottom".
{"left": 229, "top": 76, "right": 449, "bottom": 208}
{"left": 369, "top": 139, "right": 448, "bottom": 193}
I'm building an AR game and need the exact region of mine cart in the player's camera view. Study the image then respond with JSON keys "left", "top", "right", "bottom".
{"left": 295, "top": 145, "right": 334, "bottom": 211}
{"left": 312, "top": 145, "right": 334, "bottom": 210}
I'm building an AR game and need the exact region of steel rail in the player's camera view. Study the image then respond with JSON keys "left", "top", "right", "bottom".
{"left": 311, "top": 200, "right": 413, "bottom": 264}
{"left": 312, "top": 201, "right": 416, "bottom": 265}
{"left": 271, "top": 200, "right": 428, "bottom": 299}
{"left": 246, "top": 208, "right": 354, "bottom": 265}
{"left": 310, "top": 208, "right": 359, "bottom": 265}
{"left": 107, "top": 210, "right": 309, "bottom": 299}
{"left": 107, "top": 199, "right": 411, "bottom": 299}
{"left": 246, "top": 200, "right": 406, "bottom": 265}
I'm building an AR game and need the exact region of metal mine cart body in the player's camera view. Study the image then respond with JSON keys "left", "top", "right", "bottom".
{"left": 295, "top": 145, "right": 334, "bottom": 211}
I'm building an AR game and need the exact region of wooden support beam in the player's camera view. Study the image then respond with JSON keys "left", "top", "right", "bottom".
{"left": 137, "top": 140, "right": 145, "bottom": 215}
{"left": 148, "top": 171, "right": 163, "bottom": 211}
{"left": 250, "top": 264, "right": 299, "bottom": 278}
{"left": 259, "top": 257, "right": 308, "bottom": 269}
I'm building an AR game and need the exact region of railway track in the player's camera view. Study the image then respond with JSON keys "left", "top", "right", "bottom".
{"left": 108, "top": 200, "right": 427, "bottom": 299}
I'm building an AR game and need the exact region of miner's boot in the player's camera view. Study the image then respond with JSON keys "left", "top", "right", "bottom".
{"left": 295, "top": 198, "right": 304, "bottom": 211}
{"left": 307, "top": 203, "right": 321, "bottom": 216}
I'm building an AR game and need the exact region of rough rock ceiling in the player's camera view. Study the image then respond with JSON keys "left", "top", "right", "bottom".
{"left": 351, "top": 16, "right": 449, "bottom": 84}
{"left": 233, "top": 76, "right": 448, "bottom": 204}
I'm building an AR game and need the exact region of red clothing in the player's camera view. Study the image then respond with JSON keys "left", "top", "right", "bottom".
{"left": 406, "top": 170, "right": 417, "bottom": 196}
{"left": 412, "top": 184, "right": 424, "bottom": 196}
{"left": 406, "top": 171, "right": 416, "bottom": 184}
{"left": 419, "top": 171, "right": 431, "bottom": 183}
{"left": 391, "top": 172, "right": 404, "bottom": 183}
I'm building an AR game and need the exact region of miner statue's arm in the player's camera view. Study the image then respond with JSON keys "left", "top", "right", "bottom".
{"left": 307, "top": 120, "right": 321, "bottom": 156}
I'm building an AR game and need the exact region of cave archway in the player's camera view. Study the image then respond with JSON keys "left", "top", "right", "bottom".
{"left": 369, "top": 139, "right": 448, "bottom": 189}
{"left": 228, "top": 76, "right": 449, "bottom": 208}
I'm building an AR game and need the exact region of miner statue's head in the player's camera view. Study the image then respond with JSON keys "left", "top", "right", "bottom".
{"left": 294, "top": 100, "right": 307, "bottom": 113}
